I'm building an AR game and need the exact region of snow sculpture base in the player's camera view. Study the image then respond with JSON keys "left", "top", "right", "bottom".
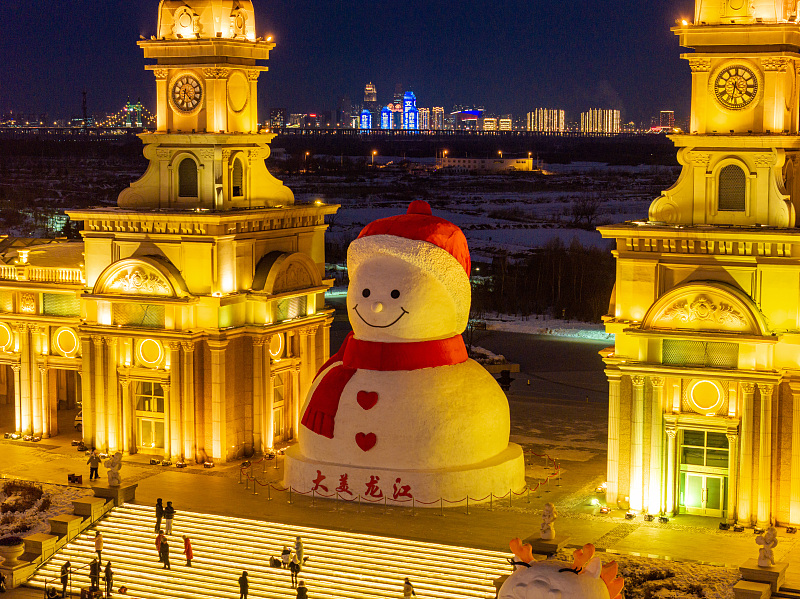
{"left": 284, "top": 442, "right": 526, "bottom": 506}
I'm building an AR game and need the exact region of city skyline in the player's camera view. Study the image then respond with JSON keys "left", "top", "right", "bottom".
{"left": 1, "top": 0, "right": 695, "bottom": 123}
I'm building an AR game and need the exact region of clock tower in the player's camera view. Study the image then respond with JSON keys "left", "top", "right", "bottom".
{"left": 118, "top": 0, "right": 292, "bottom": 210}
{"left": 649, "top": 0, "right": 800, "bottom": 226}
{"left": 600, "top": 0, "right": 800, "bottom": 529}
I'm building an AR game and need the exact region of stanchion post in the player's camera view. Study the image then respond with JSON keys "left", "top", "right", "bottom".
{"left": 311, "top": 489, "right": 315, "bottom": 507}
{"left": 527, "top": 487, "right": 531, "bottom": 504}
{"left": 238, "top": 468, "right": 243, "bottom": 484}
{"left": 263, "top": 457, "right": 266, "bottom": 474}
{"left": 490, "top": 493, "right": 493, "bottom": 511}
{"left": 275, "top": 453, "right": 279, "bottom": 469}
{"left": 466, "top": 495, "right": 469, "bottom": 516}
{"left": 439, "top": 497, "right": 444, "bottom": 517}
{"left": 336, "top": 491, "right": 340, "bottom": 511}
{"left": 245, "top": 474, "right": 249, "bottom": 490}
{"left": 253, "top": 477, "right": 258, "bottom": 495}
{"left": 267, "top": 484, "right": 272, "bottom": 501}
{"left": 358, "top": 494, "right": 362, "bottom": 512}
{"left": 509, "top": 488, "right": 512, "bottom": 508}
{"left": 288, "top": 486, "right": 293, "bottom": 504}
{"left": 412, "top": 497, "right": 416, "bottom": 517}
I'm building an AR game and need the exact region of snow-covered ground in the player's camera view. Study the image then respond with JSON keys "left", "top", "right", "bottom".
{"left": 0, "top": 481, "right": 91, "bottom": 538}
{"left": 482, "top": 312, "right": 613, "bottom": 341}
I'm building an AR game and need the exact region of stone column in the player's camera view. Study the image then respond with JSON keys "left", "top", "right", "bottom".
{"left": 39, "top": 365, "right": 50, "bottom": 438}
{"left": 665, "top": 427, "right": 677, "bottom": 515}
{"left": 30, "top": 328, "right": 43, "bottom": 437}
{"left": 267, "top": 370, "right": 275, "bottom": 448}
{"left": 292, "top": 365, "right": 301, "bottom": 439}
{"left": 757, "top": 383, "right": 774, "bottom": 528}
{"left": 727, "top": 432, "right": 740, "bottom": 525}
{"left": 300, "top": 326, "right": 318, "bottom": 402}
{"left": 322, "top": 321, "right": 332, "bottom": 363}
{"left": 648, "top": 377, "right": 665, "bottom": 515}
{"left": 92, "top": 335, "right": 106, "bottom": 450}
{"left": 181, "top": 341, "right": 196, "bottom": 462}
{"left": 791, "top": 381, "right": 800, "bottom": 524}
{"left": 11, "top": 364, "right": 21, "bottom": 434}
{"left": 167, "top": 342, "right": 182, "bottom": 460}
{"left": 80, "top": 337, "right": 94, "bottom": 448}
{"left": 17, "top": 324, "right": 33, "bottom": 435}
{"left": 208, "top": 339, "right": 228, "bottom": 462}
{"left": 252, "top": 336, "right": 265, "bottom": 453}
{"left": 630, "top": 375, "right": 646, "bottom": 512}
{"left": 119, "top": 377, "right": 132, "bottom": 454}
{"left": 161, "top": 382, "right": 171, "bottom": 459}
{"left": 105, "top": 337, "right": 119, "bottom": 452}
{"left": 738, "top": 382, "right": 755, "bottom": 526}
{"left": 606, "top": 372, "right": 622, "bottom": 507}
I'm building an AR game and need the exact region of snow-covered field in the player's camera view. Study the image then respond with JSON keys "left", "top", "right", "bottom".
{"left": 0, "top": 480, "right": 91, "bottom": 538}
{"left": 482, "top": 312, "right": 613, "bottom": 341}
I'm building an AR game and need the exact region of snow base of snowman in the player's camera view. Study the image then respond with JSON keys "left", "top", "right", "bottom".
{"left": 284, "top": 443, "right": 526, "bottom": 506}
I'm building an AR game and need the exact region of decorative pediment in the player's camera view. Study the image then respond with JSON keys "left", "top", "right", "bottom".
{"left": 642, "top": 281, "right": 767, "bottom": 336}
{"left": 252, "top": 252, "right": 322, "bottom": 294}
{"left": 93, "top": 257, "right": 189, "bottom": 298}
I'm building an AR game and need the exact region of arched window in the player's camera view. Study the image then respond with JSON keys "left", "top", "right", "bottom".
{"left": 232, "top": 158, "right": 244, "bottom": 197}
{"left": 178, "top": 158, "right": 198, "bottom": 198}
{"left": 718, "top": 164, "right": 746, "bottom": 211}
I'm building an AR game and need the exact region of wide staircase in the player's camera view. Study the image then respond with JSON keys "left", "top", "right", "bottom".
{"left": 26, "top": 503, "right": 511, "bottom": 598}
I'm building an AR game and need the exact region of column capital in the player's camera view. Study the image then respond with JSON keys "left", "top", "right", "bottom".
{"left": 650, "top": 376, "right": 665, "bottom": 388}
{"left": 631, "top": 375, "right": 646, "bottom": 388}
{"left": 207, "top": 339, "right": 228, "bottom": 351}
{"left": 91, "top": 335, "right": 104, "bottom": 346}
{"left": 12, "top": 323, "right": 27, "bottom": 333}
{"left": 741, "top": 382, "right": 756, "bottom": 394}
{"left": 726, "top": 432, "right": 738, "bottom": 444}
{"left": 299, "top": 325, "right": 319, "bottom": 336}
{"left": 757, "top": 383, "right": 775, "bottom": 395}
{"left": 161, "top": 382, "right": 171, "bottom": 393}
{"left": 166, "top": 341, "right": 182, "bottom": 351}
{"left": 37, "top": 365, "right": 47, "bottom": 375}
{"left": 181, "top": 341, "right": 195, "bottom": 353}
{"left": 10, "top": 364, "right": 20, "bottom": 373}
{"left": 252, "top": 335, "right": 270, "bottom": 347}
{"left": 295, "top": 365, "right": 301, "bottom": 373}
{"left": 119, "top": 377, "right": 131, "bottom": 389}
{"left": 666, "top": 428, "right": 677, "bottom": 439}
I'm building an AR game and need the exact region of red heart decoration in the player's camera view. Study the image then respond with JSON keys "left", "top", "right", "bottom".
{"left": 355, "top": 432, "right": 377, "bottom": 452}
{"left": 357, "top": 391, "right": 379, "bottom": 410}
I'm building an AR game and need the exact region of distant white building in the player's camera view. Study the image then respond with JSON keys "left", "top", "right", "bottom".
{"left": 581, "top": 109, "right": 621, "bottom": 134}
{"left": 498, "top": 117, "right": 512, "bottom": 131}
{"left": 418, "top": 107, "right": 430, "bottom": 130}
{"left": 527, "top": 108, "right": 565, "bottom": 133}
{"left": 441, "top": 157, "right": 534, "bottom": 172}
{"left": 483, "top": 117, "right": 497, "bottom": 131}
{"left": 432, "top": 107, "right": 444, "bottom": 130}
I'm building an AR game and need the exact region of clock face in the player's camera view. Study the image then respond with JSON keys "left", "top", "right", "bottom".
{"left": 171, "top": 75, "right": 203, "bottom": 113}
{"left": 714, "top": 65, "right": 758, "bottom": 110}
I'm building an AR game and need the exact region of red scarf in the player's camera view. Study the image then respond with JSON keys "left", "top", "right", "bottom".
{"left": 301, "top": 332, "right": 468, "bottom": 439}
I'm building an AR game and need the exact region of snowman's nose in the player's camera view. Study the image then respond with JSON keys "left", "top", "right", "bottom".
{"left": 371, "top": 301, "right": 384, "bottom": 313}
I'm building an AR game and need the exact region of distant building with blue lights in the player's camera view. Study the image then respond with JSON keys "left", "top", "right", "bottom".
{"left": 380, "top": 106, "right": 392, "bottom": 130}
{"left": 360, "top": 109, "right": 372, "bottom": 130}
{"left": 403, "top": 91, "right": 418, "bottom": 130}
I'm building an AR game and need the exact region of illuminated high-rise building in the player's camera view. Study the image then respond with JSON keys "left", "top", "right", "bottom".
{"left": 527, "top": 108, "right": 565, "bottom": 132}
{"left": 364, "top": 82, "right": 377, "bottom": 103}
{"left": 580, "top": 108, "right": 621, "bottom": 134}
{"left": 498, "top": 117, "right": 512, "bottom": 131}
{"left": 432, "top": 107, "right": 444, "bottom": 130}
{"left": 483, "top": 117, "right": 497, "bottom": 131}
{"left": 418, "top": 107, "right": 430, "bottom": 130}
{"left": 359, "top": 109, "right": 372, "bottom": 130}
{"left": 660, "top": 110, "right": 675, "bottom": 129}
{"left": 403, "top": 91, "right": 419, "bottom": 130}
{"left": 380, "top": 105, "right": 392, "bottom": 130}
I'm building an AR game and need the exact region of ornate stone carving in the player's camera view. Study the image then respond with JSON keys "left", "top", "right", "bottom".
{"left": 91, "top": 335, "right": 104, "bottom": 346}
{"left": 107, "top": 267, "right": 172, "bottom": 296}
{"left": 763, "top": 58, "right": 789, "bottom": 72}
{"left": 247, "top": 70, "right": 260, "bottom": 81}
{"left": 198, "top": 149, "right": 214, "bottom": 160}
{"left": 19, "top": 293, "right": 35, "bottom": 314}
{"left": 650, "top": 376, "right": 665, "bottom": 387}
{"left": 741, "top": 382, "right": 756, "bottom": 394}
{"left": 757, "top": 383, "right": 775, "bottom": 395}
{"left": 252, "top": 336, "right": 267, "bottom": 347}
{"left": 688, "top": 58, "right": 711, "bottom": 72}
{"left": 666, "top": 428, "right": 677, "bottom": 439}
{"left": 153, "top": 69, "right": 169, "bottom": 80}
{"left": 754, "top": 154, "right": 774, "bottom": 168}
{"left": 181, "top": 341, "right": 195, "bottom": 353}
{"left": 166, "top": 341, "right": 182, "bottom": 351}
{"left": 202, "top": 67, "right": 230, "bottom": 79}
{"left": 631, "top": 375, "right": 646, "bottom": 387}
{"left": 659, "top": 296, "right": 746, "bottom": 328}
{"left": 274, "top": 263, "right": 314, "bottom": 294}
{"left": 687, "top": 152, "right": 711, "bottom": 166}
{"left": 156, "top": 149, "right": 170, "bottom": 159}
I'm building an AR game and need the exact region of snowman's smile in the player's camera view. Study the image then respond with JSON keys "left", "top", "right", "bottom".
{"left": 353, "top": 305, "right": 409, "bottom": 328}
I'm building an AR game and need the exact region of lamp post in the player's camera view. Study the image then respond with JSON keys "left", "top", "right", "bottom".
{"left": 372, "top": 150, "right": 377, "bottom": 166}
{"left": 498, "top": 150, "right": 503, "bottom": 159}
{"left": 442, "top": 149, "right": 448, "bottom": 168}
{"left": 304, "top": 151, "right": 310, "bottom": 173}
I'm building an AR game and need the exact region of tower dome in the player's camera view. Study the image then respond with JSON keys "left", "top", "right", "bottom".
{"left": 696, "top": 0, "right": 795, "bottom": 24}
{"left": 157, "top": 1, "right": 257, "bottom": 40}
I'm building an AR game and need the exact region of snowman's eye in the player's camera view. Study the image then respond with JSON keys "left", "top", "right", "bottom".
{"left": 362, "top": 288, "right": 371, "bottom": 298}
{"left": 390, "top": 290, "right": 400, "bottom": 299}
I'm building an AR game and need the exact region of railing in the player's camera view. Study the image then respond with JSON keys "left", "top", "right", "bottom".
{"left": 0, "top": 265, "right": 85, "bottom": 285}
{"left": 239, "top": 449, "right": 563, "bottom": 517}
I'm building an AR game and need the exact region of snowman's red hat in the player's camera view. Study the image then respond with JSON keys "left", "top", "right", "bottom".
{"left": 348, "top": 200, "right": 472, "bottom": 319}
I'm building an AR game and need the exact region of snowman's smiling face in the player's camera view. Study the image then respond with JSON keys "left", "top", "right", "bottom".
{"left": 348, "top": 254, "right": 460, "bottom": 342}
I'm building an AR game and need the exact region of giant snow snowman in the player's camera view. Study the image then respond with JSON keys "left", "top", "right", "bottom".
{"left": 283, "top": 201, "right": 525, "bottom": 505}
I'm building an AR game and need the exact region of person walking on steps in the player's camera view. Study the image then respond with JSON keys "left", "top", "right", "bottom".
{"left": 280, "top": 546, "right": 291, "bottom": 569}
{"left": 104, "top": 562, "right": 113, "bottom": 599}
{"left": 403, "top": 577, "right": 416, "bottom": 598}
{"left": 296, "top": 580, "right": 308, "bottom": 599}
{"left": 295, "top": 536, "right": 304, "bottom": 564}
{"left": 164, "top": 501, "right": 175, "bottom": 535}
{"left": 289, "top": 553, "right": 301, "bottom": 588}
{"left": 60, "top": 560, "right": 70, "bottom": 597}
{"left": 94, "top": 530, "right": 103, "bottom": 562}
{"left": 159, "top": 538, "right": 170, "bottom": 570}
{"left": 155, "top": 530, "right": 165, "bottom": 559}
{"left": 154, "top": 498, "right": 163, "bottom": 533}
{"left": 87, "top": 449, "right": 101, "bottom": 480}
{"left": 183, "top": 535, "right": 193, "bottom": 567}
{"left": 238, "top": 571, "right": 249, "bottom": 599}
{"left": 89, "top": 559, "right": 100, "bottom": 591}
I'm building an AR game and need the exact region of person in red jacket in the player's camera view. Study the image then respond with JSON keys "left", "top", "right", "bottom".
{"left": 183, "top": 535, "right": 193, "bottom": 567}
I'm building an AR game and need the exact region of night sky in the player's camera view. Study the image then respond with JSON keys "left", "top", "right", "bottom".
{"left": 1, "top": 0, "right": 696, "bottom": 124}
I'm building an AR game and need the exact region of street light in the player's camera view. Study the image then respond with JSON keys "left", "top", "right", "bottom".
{"left": 498, "top": 150, "right": 503, "bottom": 158}
{"left": 372, "top": 150, "right": 377, "bottom": 166}
{"left": 305, "top": 151, "right": 310, "bottom": 173}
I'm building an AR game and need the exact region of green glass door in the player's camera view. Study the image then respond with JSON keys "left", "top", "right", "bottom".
{"left": 680, "top": 473, "right": 724, "bottom": 517}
